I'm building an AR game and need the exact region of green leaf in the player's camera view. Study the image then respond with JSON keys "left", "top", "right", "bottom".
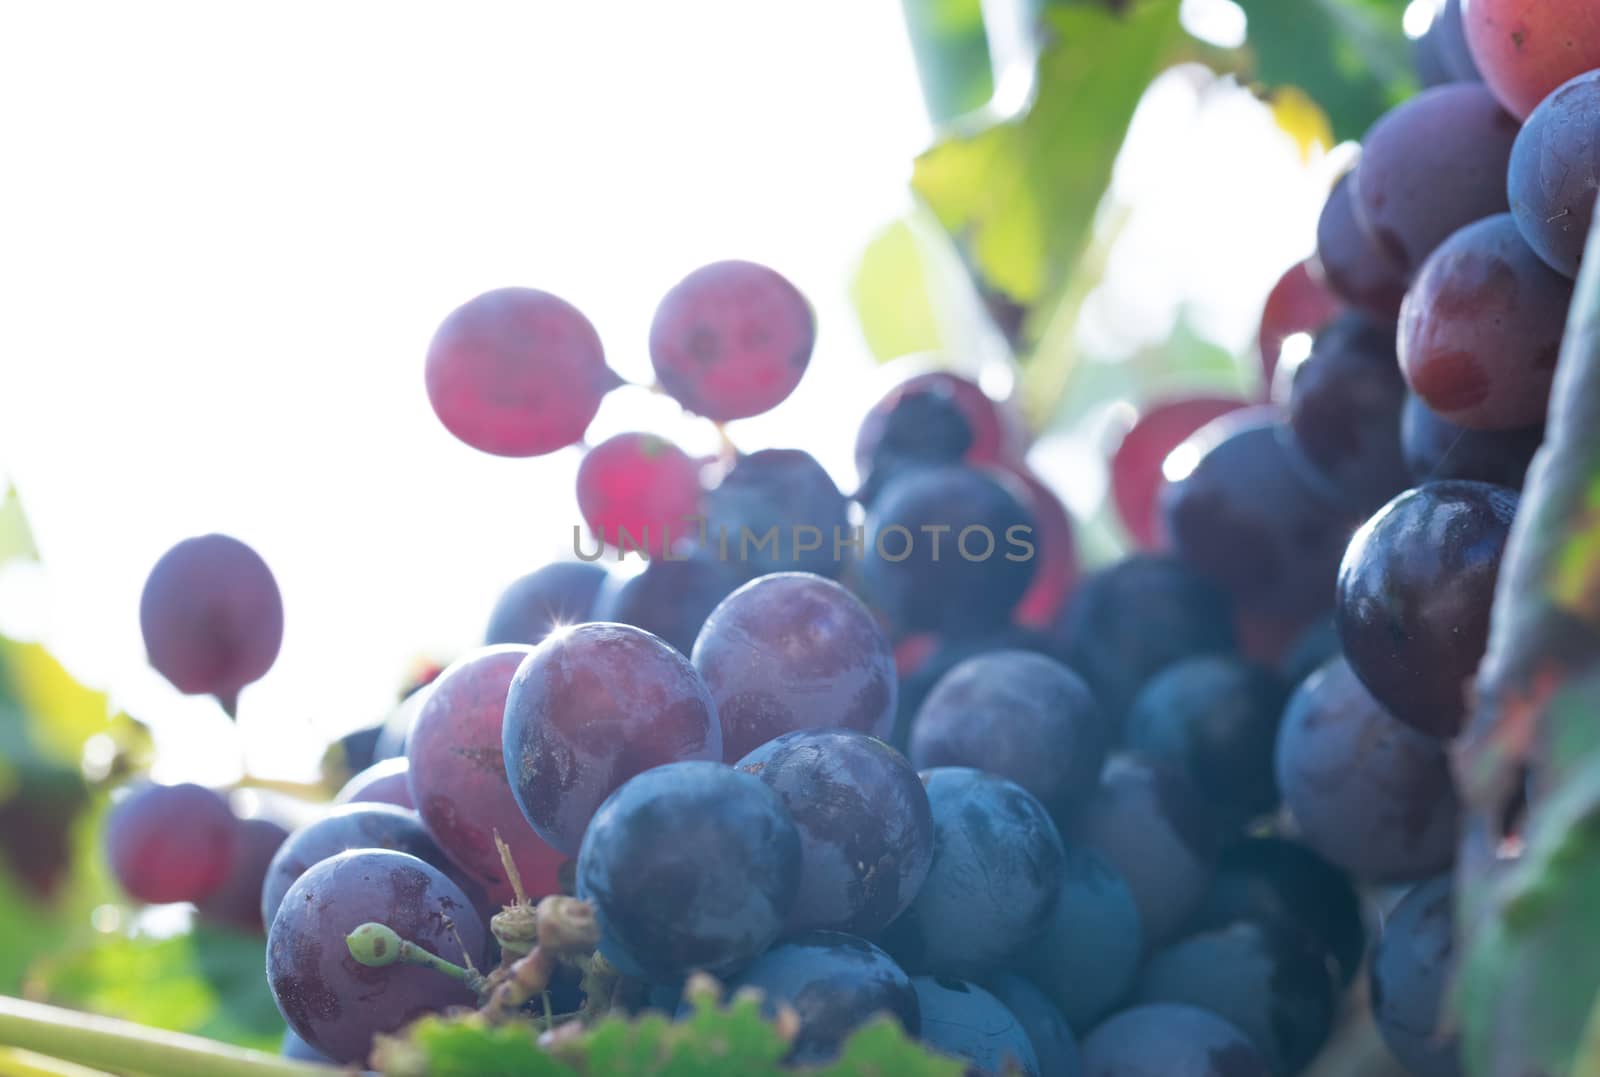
{"left": 900, "top": 0, "right": 995, "bottom": 125}
{"left": 0, "top": 486, "right": 39, "bottom": 565}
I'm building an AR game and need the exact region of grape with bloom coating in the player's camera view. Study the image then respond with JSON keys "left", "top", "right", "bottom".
{"left": 1508, "top": 69, "right": 1600, "bottom": 278}
{"left": 485, "top": 563, "right": 608, "bottom": 647}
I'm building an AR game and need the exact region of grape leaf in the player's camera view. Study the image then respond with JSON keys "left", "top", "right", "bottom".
{"left": 901, "top": 0, "right": 995, "bottom": 126}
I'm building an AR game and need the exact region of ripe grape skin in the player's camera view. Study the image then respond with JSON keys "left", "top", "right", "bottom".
{"left": 1189, "top": 837, "right": 1366, "bottom": 989}
{"left": 334, "top": 758, "right": 415, "bottom": 809}
{"left": 881, "top": 768, "right": 1065, "bottom": 978}
{"left": 984, "top": 973, "right": 1083, "bottom": 1077}
{"left": 1058, "top": 554, "right": 1237, "bottom": 718}
{"left": 260, "top": 803, "right": 462, "bottom": 929}
{"left": 1123, "top": 656, "right": 1288, "bottom": 830}
{"left": 1352, "top": 85, "right": 1519, "bottom": 279}
{"left": 196, "top": 816, "right": 289, "bottom": 934}
{"left": 855, "top": 390, "right": 976, "bottom": 506}
{"left": 1462, "top": 0, "right": 1600, "bottom": 119}
{"left": 1337, "top": 481, "right": 1518, "bottom": 738}
{"left": 1006, "top": 467, "right": 1080, "bottom": 627}
{"left": 735, "top": 729, "right": 932, "bottom": 937}
{"left": 892, "top": 625, "right": 1071, "bottom": 749}
{"left": 278, "top": 1029, "right": 330, "bottom": 1063}
{"left": 503, "top": 623, "right": 722, "bottom": 857}
{"left": 912, "top": 976, "right": 1040, "bottom": 1077}
{"left": 704, "top": 449, "right": 850, "bottom": 579}
{"left": 1082, "top": 1004, "right": 1272, "bottom": 1077}
{"left": 484, "top": 562, "right": 608, "bottom": 647}
{"left": 139, "top": 534, "right": 283, "bottom": 707}
{"left": 1069, "top": 755, "right": 1221, "bottom": 946}
{"left": 648, "top": 260, "right": 814, "bottom": 421}
{"left": 407, "top": 646, "right": 567, "bottom": 905}
{"left": 1315, "top": 172, "right": 1410, "bottom": 321}
{"left": 1508, "top": 69, "right": 1600, "bottom": 279}
{"left": 1021, "top": 847, "right": 1143, "bottom": 1031}
{"left": 1402, "top": 394, "right": 1544, "bottom": 489}
{"left": 266, "top": 849, "right": 486, "bottom": 1064}
{"left": 424, "top": 287, "right": 618, "bottom": 457}
{"left": 1161, "top": 413, "right": 1357, "bottom": 622}
{"left": 595, "top": 553, "right": 744, "bottom": 656}
{"left": 693, "top": 573, "right": 896, "bottom": 761}
{"left": 1370, "top": 878, "right": 1462, "bottom": 1077}
{"left": 1279, "top": 618, "right": 1340, "bottom": 693}
{"left": 576, "top": 761, "right": 800, "bottom": 980}
{"left": 909, "top": 650, "right": 1108, "bottom": 822}
{"left": 1399, "top": 214, "right": 1574, "bottom": 431}
{"left": 855, "top": 371, "right": 1021, "bottom": 478}
{"left": 576, "top": 433, "right": 704, "bottom": 558}
{"left": 104, "top": 782, "right": 238, "bottom": 905}
{"left": 718, "top": 932, "right": 921, "bottom": 1064}
{"left": 1109, "top": 396, "right": 1251, "bottom": 549}
{"left": 1256, "top": 261, "right": 1343, "bottom": 393}
{"left": 1416, "top": 0, "right": 1482, "bottom": 85}
{"left": 1274, "top": 657, "right": 1460, "bottom": 881}
{"left": 1286, "top": 312, "right": 1410, "bottom": 514}
{"left": 1133, "top": 922, "right": 1336, "bottom": 1076}
{"left": 862, "top": 465, "right": 1036, "bottom": 637}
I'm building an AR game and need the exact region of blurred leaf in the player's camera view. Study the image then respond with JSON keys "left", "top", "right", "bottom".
{"left": 0, "top": 641, "right": 119, "bottom": 768}
{"left": 0, "top": 487, "right": 38, "bottom": 565}
{"left": 850, "top": 220, "right": 951, "bottom": 363}
{"left": 816, "top": 1018, "right": 965, "bottom": 1076}
{"left": 1269, "top": 85, "right": 1336, "bottom": 163}
{"left": 901, "top": 0, "right": 995, "bottom": 125}
{"left": 1232, "top": 0, "right": 1414, "bottom": 142}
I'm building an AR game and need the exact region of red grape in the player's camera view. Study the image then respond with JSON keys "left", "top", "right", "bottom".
{"left": 1399, "top": 214, "right": 1573, "bottom": 431}
{"left": 1462, "top": 0, "right": 1600, "bottom": 119}
{"left": 1351, "top": 85, "right": 1519, "bottom": 279}
{"left": 1316, "top": 172, "right": 1410, "bottom": 321}
{"left": 424, "top": 287, "right": 619, "bottom": 456}
{"left": 1109, "top": 395, "right": 1250, "bottom": 549}
{"left": 139, "top": 534, "right": 283, "bottom": 712}
{"left": 1005, "top": 466, "right": 1079, "bottom": 627}
{"left": 105, "top": 782, "right": 238, "bottom": 905}
{"left": 1508, "top": 69, "right": 1600, "bottom": 279}
{"left": 1256, "top": 260, "right": 1343, "bottom": 392}
{"left": 855, "top": 371, "right": 1021, "bottom": 476}
{"left": 196, "top": 816, "right": 290, "bottom": 934}
{"left": 503, "top": 622, "right": 721, "bottom": 855}
{"left": 407, "top": 646, "right": 567, "bottom": 905}
{"left": 576, "top": 432, "right": 703, "bottom": 557}
{"left": 648, "top": 260, "right": 814, "bottom": 421}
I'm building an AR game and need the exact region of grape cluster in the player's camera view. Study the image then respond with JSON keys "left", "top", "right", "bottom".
{"left": 97, "top": 15, "right": 1598, "bottom": 1073}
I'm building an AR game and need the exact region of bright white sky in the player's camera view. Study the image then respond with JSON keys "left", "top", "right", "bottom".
{"left": 0, "top": 2, "right": 1332, "bottom": 783}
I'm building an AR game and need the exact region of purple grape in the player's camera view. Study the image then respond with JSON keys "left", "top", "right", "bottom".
{"left": 267, "top": 849, "right": 485, "bottom": 1064}
{"left": 1402, "top": 395, "right": 1543, "bottom": 488}
{"left": 595, "top": 553, "right": 744, "bottom": 656}
{"left": 855, "top": 391, "right": 975, "bottom": 506}
{"left": 1370, "top": 878, "right": 1462, "bottom": 1077}
{"left": 1022, "top": 847, "right": 1143, "bottom": 1031}
{"left": 407, "top": 646, "right": 567, "bottom": 905}
{"left": 882, "top": 768, "right": 1064, "bottom": 977}
{"left": 1069, "top": 755, "right": 1221, "bottom": 945}
{"left": 693, "top": 573, "right": 895, "bottom": 762}
{"left": 1337, "top": 481, "right": 1518, "bottom": 738}
{"left": 1082, "top": 1004, "right": 1271, "bottom": 1077}
{"left": 1416, "top": 0, "right": 1480, "bottom": 86}
{"left": 912, "top": 976, "right": 1040, "bottom": 1077}
{"left": 196, "top": 816, "right": 289, "bottom": 934}
{"left": 333, "top": 758, "right": 415, "bottom": 810}
{"left": 1315, "top": 172, "right": 1409, "bottom": 321}
{"left": 105, "top": 782, "right": 238, "bottom": 905}
{"left": 576, "top": 761, "right": 800, "bottom": 979}
{"left": 736, "top": 729, "right": 932, "bottom": 937}
{"left": 704, "top": 449, "right": 850, "bottom": 578}
{"left": 279, "top": 1029, "right": 331, "bottom": 1064}
{"left": 908, "top": 650, "right": 1108, "bottom": 821}
{"left": 503, "top": 623, "right": 721, "bottom": 857}
{"left": 894, "top": 625, "right": 1070, "bottom": 749}
{"left": 984, "top": 973, "right": 1083, "bottom": 1077}
{"left": 1274, "top": 657, "right": 1459, "bottom": 881}
{"left": 139, "top": 534, "right": 283, "bottom": 712}
{"left": 1508, "top": 68, "right": 1600, "bottom": 278}
{"left": 484, "top": 562, "right": 607, "bottom": 647}
{"left": 1352, "top": 85, "right": 1519, "bottom": 279}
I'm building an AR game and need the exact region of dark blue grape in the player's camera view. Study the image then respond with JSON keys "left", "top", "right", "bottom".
{"left": 1279, "top": 619, "right": 1339, "bottom": 692}
{"left": 1508, "top": 69, "right": 1600, "bottom": 279}
{"left": 484, "top": 562, "right": 608, "bottom": 646}
{"left": 704, "top": 449, "right": 850, "bottom": 578}
{"left": 1123, "top": 656, "right": 1287, "bottom": 829}
{"left": 1316, "top": 172, "right": 1409, "bottom": 321}
{"left": 1058, "top": 555, "right": 1236, "bottom": 719}
{"left": 909, "top": 650, "right": 1108, "bottom": 821}
{"left": 595, "top": 553, "right": 744, "bottom": 656}
{"left": 1402, "top": 395, "right": 1543, "bottom": 489}
{"left": 913, "top": 976, "right": 1040, "bottom": 1077}
{"left": 984, "top": 973, "right": 1082, "bottom": 1077}
{"left": 717, "top": 931, "right": 919, "bottom": 1064}
{"left": 1133, "top": 922, "right": 1336, "bottom": 1075}
{"left": 736, "top": 729, "right": 932, "bottom": 937}
{"left": 856, "top": 391, "right": 974, "bottom": 505}
{"left": 893, "top": 626, "right": 1070, "bottom": 749}
{"left": 881, "top": 768, "right": 1064, "bottom": 977}
{"left": 862, "top": 466, "right": 1036, "bottom": 636}
{"left": 1021, "top": 846, "right": 1143, "bottom": 1032}
{"left": 576, "top": 761, "right": 800, "bottom": 980}
{"left": 1081, "top": 1004, "right": 1270, "bottom": 1077}
{"left": 1370, "top": 878, "right": 1461, "bottom": 1077}
{"left": 267, "top": 850, "right": 485, "bottom": 1064}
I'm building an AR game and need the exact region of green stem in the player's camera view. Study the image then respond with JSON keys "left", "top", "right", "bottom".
{"left": 0, "top": 1047, "right": 117, "bottom": 1077}
{"left": 0, "top": 996, "right": 324, "bottom": 1077}
{"left": 346, "top": 924, "right": 483, "bottom": 992}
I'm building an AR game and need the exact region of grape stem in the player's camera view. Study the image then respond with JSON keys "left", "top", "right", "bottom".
{"left": 345, "top": 923, "right": 486, "bottom": 993}
{"left": 0, "top": 996, "right": 325, "bottom": 1077}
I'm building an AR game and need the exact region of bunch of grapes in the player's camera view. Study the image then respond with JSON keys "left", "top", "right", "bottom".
{"left": 97, "top": 5, "right": 1600, "bottom": 1073}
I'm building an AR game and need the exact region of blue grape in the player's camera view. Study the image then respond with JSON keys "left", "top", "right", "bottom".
{"left": 576, "top": 761, "right": 800, "bottom": 980}
{"left": 1021, "top": 847, "right": 1143, "bottom": 1031}
{"left": 855, "top": 390, "right": 974, "bottom": 506}
{"left": 279, "top": 1029, "right": 331, "bottom": 1064}
{"left": 484, "top": 562, "right": 607, "bottom": 646}
{"left": 909, "top": 650, "right": 1108, "bottom": 821}
{"left": 1316, "top": 172, "right": 1409, "bottom": 321}
{"left": 1081, "top": 1004, "right": 1270, "bottom": 1077}
{"left": 594, "top": 553, "right": 744, "bottom": 656}
{"left": 1402, "top": 395, "right": 1543, "bottom": 489}
{"left": 1370, "top": 877, "right": 1461, "bottom": 1077}
{"left": 333, "top": 758, "right": 414, "bottom": 809}
{"left": 1508, "top": 69, "right": 1600, "bottom": 279}
{"left": 196, "top": 816, "right": 289, "bottom": 934}
{"left": 984, "top": 973, "right": 1083, "bottom": 1077}
{"left": 735, "top": 729, "right": 932, "bottom": 937}
{"left": 704, "top": 449, "right": 850, "bottom": 578}
{"left": 1279, "top": 619, "right": 1339, "bottom": 693}
{"left": 893, "top": 626, "right": 1070, "bottom": 749}
{"left": 882, "top": 768, "right": 1064, "bottom": 977}
{"left": 912, "top": 976, "right": 1039, "bottom": 1077}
